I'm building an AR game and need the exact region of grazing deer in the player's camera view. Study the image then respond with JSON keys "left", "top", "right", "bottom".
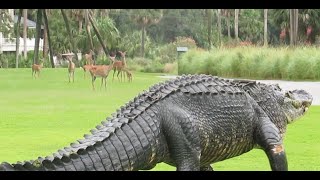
{"left": 89, "top": 65, "right": 113, "bottom": 90}
{"left": 84, "top": 49, "right": 94, "bottom": 65}
{"left": 32, "top": 61, "right": 43, "bottom": 79}
{"left": 82, "top": 64, "right": 94, "bottom": 79}
{"left": 111, "top": 51, "right": 127, "bottom": 82}
{"left": 67, "top": 56, "right": 75, "bottom": 83}
{"left": 122, "top": 68, "right": 133, "bottom": 82}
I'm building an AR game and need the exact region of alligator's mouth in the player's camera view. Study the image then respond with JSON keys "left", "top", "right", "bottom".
{"left": 284, "top": 90, "right": 313, "bottom": 124}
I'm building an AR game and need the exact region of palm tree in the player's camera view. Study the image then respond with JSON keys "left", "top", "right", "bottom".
{"left": 217, "top": 9, "right": 222, "bottom": 47}
{"left": 206, "top": 9, "right": 213, "bottom": 49}
{"left": 15, "top": 9, "right": 22, "bottom": 68}
{"left": 223, "top": 9, "right": 232, "bottom": 41}
{"left": 289, "top": 9, "right": 299, "bottom": 46}
{"left": 71, "top": 9, "right": 84, "bottom": 34}
{"left": 131, "top": 9, "right": 163, "bottom": 57}
{"left": 43, "top": 9, "right": 54, "bottom": 68}
{"left": 23, "top": 9, "right": 27, "bottom": 59}
{"left": 33, "top": 9, "right": 42, "bottom": 65}
{"left": 61, "top": 9, "right": 78, "bottom": 61}
{"left": 87, "top": 11, "right": 109, "bottom": 58}
{"left": 264, "top": 9, "right": 268, "bottom": 47}
{"left": 235, "top": 9, "right": 239, "bottom": 42}
{"left": 85, "top": 9, "right": 94, "bottom": 56}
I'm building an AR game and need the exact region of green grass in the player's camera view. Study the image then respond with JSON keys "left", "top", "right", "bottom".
{"left": 0, "top": 68, "right": 319, "bottom": 171}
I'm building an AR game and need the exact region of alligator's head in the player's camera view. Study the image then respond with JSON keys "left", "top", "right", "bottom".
{"left": 265, "top": 84, "right": 313, "bottom": 124}
{"left": 282, "top": 89, "right": 313, "bottom": 124}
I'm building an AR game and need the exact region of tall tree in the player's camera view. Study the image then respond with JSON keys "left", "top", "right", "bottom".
{"left": 223, "top": 9, "right": 232, "bottom": 41}
{"left": 61, "top": 9, "right": 78, "bottom": 61}
{"left": 206, "top": 9, "right": 213, "bottom": 49}
{"left": 15, "top": 9, "right": 23, "bottom": 68}
{"left": 23, "top": 9, "right": 27, "bottom": 59}
{"left": 33, "top": 9, "right": 42, "bottom": 65}
{"left": 43, "top": 9, "right": 54, "bottom": 68}
{"left": 290, "top": 9, "right": 299, "bottom": 46}
{"left": 217, "top": 9, "right": 222, "bottom": 47}
{"left": 131, "top": 9, "right": 163, "bottom": 57}
{"left": 88, "top": 11, "right": 109, "bottom": 58}
{"left": 264, "top": 9, "right": 268, "bottom": 46}
{"left": 235, "top": 9, "right": 239, "bottom": 42}
{"left": 85, "top": 9, "right": 94, "bottom": 58}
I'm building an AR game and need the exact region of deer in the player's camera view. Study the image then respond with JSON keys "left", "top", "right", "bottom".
{"left": 82, "top": 64, "right": 94, "bottom": 79}
{"left": 32, "top": 61, "right": 44, "bottom": 79}
{"left": 89, "top": 65, "right": 113, "bottom": 91}
{"left": 84, "top": 49, "right": 95, "bottom": 65}
{"left": 67, "top": 56, "right": 75, "bottom": 83}
{"left": 122, "top": 68, "right": 133, "bottom": 83}
{"left": 111, "top": 51, "right": 127, "bottom": 82}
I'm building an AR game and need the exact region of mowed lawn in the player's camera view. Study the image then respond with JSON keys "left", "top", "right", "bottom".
{"left": 0, "top": 68, "right": 319, "bottom": 171}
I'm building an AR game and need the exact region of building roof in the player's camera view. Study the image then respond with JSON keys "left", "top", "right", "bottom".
{"left": 14, "top": 15, "right": 44, "bottom": 29}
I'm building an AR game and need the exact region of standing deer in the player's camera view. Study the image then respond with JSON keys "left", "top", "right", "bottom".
{"left": 89, "top": 65, "right": 113, "bottom": 90}
{"left": 32, "top": 61, "right": 43, "bottom": 79}
{"left": 67, "top": 56, "right": 75, "bottom": 83}
{"left": 111, "top": 51, "right": 127, "bottom": 82}
{"left": 84, "top": 50, "right": 94, "bottom": 65}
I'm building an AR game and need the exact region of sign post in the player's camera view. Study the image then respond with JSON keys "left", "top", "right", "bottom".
{"left": 177, "top": 46, "right": 188, "bottom": 75}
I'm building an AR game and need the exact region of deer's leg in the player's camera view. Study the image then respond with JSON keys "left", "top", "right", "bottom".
{"left": 117, "top": 70, "right": 121, "bottom": 82}
{"left": 92, "top": 76, "right": 96, "bottom": 91}
{"left": 104, "top": 77, "right": 107, "bottom": 90}
{"left": 100, "top": 77, "right": 104, "bottom": 90}
{"left": 72, "top": 71, "right": 75, "bottom": 82}
{"left": 112, "top": 69, "right": 116, "bottom": 82}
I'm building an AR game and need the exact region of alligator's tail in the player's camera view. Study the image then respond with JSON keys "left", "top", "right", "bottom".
{"left": 0, "top": 117, "right": 164, "bottom": 171}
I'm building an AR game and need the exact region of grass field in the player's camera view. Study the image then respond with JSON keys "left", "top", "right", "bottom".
{"left": 0, "top": 68, "right": 319, "bottom": 171}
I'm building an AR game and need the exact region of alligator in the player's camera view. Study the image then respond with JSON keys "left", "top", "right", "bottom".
{"left": 0, "top": 74, "right": 313, "bottom": 171}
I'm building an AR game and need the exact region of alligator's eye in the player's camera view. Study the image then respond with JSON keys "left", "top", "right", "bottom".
{"left": 285, "top": 91, "right": 292, "bottom": 98}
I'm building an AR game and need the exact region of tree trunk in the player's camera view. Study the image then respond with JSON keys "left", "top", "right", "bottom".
{"left": 33, "top": 9, "right": 42, "bottom": 65}
{"left": 88, "top": 12, "right": 109, "bottom": 58}
{"left": 141, "top": 25, "right": 145, "bottom": 58}
{"left": 235, "top": 9, "right": 239, "bottom": 43}
{"left": 226, "top": 11, "right": 231, "bottom": 41}
{"left": 206, "top": 9, "right": 212, "bottom": 49}
{"left": 15, "top": 9, "right": 22, "bottom": 68}
{"left": 294, "top": 9, "right": 299, "bottom": 46}
{"left": 79, "top": 19, "right": 82, "bottom": 33}
{"left": 61, "top": 9, "right": 78, "bottom": 61}
{"left": 217, "top": 9, "right": 222, "bottom": 47}
{"left": 264, "top": 9, "right": 268, "bottom": 47}
{"left": 43, "top": 9, "right": 54, "bottom": 68}
{"left": 85, "top": 9, "right": 94, "bottom": 63}
{"left": 23, "top": 9, "right": 27, "bottom": 59}
{"left": 290, "top": 9, "right": 299, "bottom": 46}
{"left": 43, "top": 22, "right": 48, "bottom": 58}
{"left": 289, "top": 9, "right": 293, "bottom": 46}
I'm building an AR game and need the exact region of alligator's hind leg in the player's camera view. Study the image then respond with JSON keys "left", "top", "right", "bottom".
{"left": 162, "top": 106, "right": 201, "bottom": 171}
{"left": 255, "top": 117, "right": 288, "bottom": 171}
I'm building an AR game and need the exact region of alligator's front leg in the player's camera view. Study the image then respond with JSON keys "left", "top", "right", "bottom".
{"left": 200, "top": 165, "right": 214, "bottom": 171}
{"left": 255, "top": 116, "right": 288, "bottom": 171}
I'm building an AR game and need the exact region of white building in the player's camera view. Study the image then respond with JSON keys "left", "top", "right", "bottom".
{"left": 0, "top": 10, "right": 44, "bottom": 54}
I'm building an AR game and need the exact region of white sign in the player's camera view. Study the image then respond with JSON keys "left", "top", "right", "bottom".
{"left": 177, "top": 47, "right": 188, "bottom": 52}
